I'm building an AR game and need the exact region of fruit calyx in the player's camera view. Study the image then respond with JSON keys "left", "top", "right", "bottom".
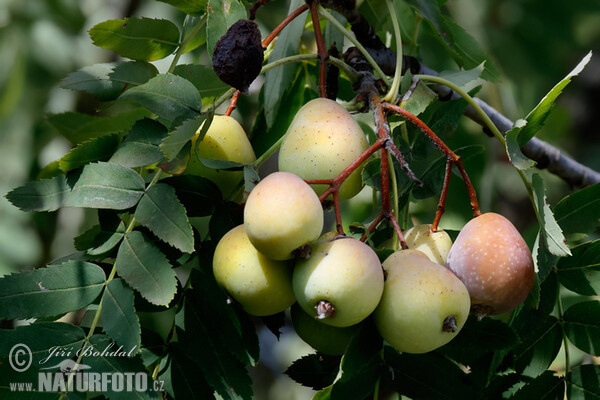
{"left": 442, "top": 316, "right": 458, "bottom": 332}
{"left": 315, "top": 300, "right": 336, "bottom": 320}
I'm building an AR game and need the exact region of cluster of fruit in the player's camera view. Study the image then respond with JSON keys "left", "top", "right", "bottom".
{"left": 199, "top": 97, "right": 534, "bottom": 355}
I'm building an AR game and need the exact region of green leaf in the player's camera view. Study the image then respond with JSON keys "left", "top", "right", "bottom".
{"left": 158, "top": 0, "right": 206, "bottom": 15}
{"left": 438, "top": 63, "right": 485, "bottom": 90}
{"left": 557, "top": 240, "right": 600, "bottom": 296}
{"left": 515, "top": 52, "right": 592, "bottom": 146}
{"left": 74, "top": 223, "right": 125, "bottom": 256}
{"left": 438, "top": 315, "right": 520, "bottom": 364}
{"left": 67, "top": 162, "right": 145, "bottom": 210}
{"left": 59, "top": 134, "right": 121, "bottom": 172}
{"left": 513, "top": 315, "right": 562, "bottom": 378}
{"left": 173, "top": 64, "right": 229, "bottom": 100}
{"left": 89, "top": 17, "right": 180, "bottom": 61}
{"left": 384, "top": 346, "right": 480, "bottom": 399}
{"left": 160, "top": 344, "right": 215, "bottom": 399}
{"left": 401, "top": 78, "right": 437, "bottom": 117}
{"left": 555, "top": 183, "right": 600, "bottom": 235}
{"left": 510, "top": 371, "right": 565, "bottom": 400}
{"left": 101, "top": 278, "right": 141, "bottom": 354}
{"left": 285, "top": 354, "right": 341, "bottom": 390}
{"left": 160, "top": 114, "right": 206, "bottom": 160}
{"left": 404, "top": 0, "right": 499, "bottom": 81}
{"left": 47, "top": 108, "right": 152, "bottom": 145}
{"left": 188, "top": 264, "right": 260, "bottom": 366}
{"left": 115, "top": 231, "right": 178, "bottom": 306}
{"left": 533, "top": 230, "right": 558, "bottom": 282}
{"left": 134, "top": 183, "right": 195, "bottom": 253}
{"left": 567, "top": 365, "right": 600, "bottom": 400}
{"left": 5, "top": 174, "right": 72, "bottom": 212}
{"left": 110, "top": 118, "right": 167, "bottom": 168}
{"left": 412, "top": 145, "right": 484, "bottom": 199}
{"left": 81, "top": 334, "right": 159, "bottom": 400}
{"left": 120, "top": 73, "right": 202, "bottom": 125}
{"left": 532, "top": 174, "right": 571, "bottom": 257}
{"left": 177, "top": 277, "right": 254, "bottom": 399}
{"left": 206, "top": 0, "right": 247, "bottom": 58}
{"left": 182, "top": 15, "right": 208, "bottom": 53}
{"left": 506, "top": 119, "right": 537, "bottom": 170}
{"left": 60, "top": 63, "right": 124, "bottom": 101}
{"left": 0, "top": 261, "right": 105, "bottom": 319}
{"left": 563, "top": 300, "right": 600, "bottom": 356}
{"left": 263, "top": 0, "right": 306, "bottom": 128}
{"left": 0, "top": 323, "right": 85, "bottom": 384}
{"left": 331, "top": 321, "right": 382, "bottom": 400}
{"left": 161, "top": 175, "right": 221, "bottom": 217}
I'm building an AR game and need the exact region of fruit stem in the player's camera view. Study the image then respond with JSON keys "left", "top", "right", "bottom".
{"left": 317, "top": 5, "right": 391, "bottom": 86}
{"left": 309, "top": 0, "right": 329, "bottom": 98}
{"left": 315, "top": 300, "right": 336, "bottom": 319}
{"left": 382, "top": 0, "right": 403, "bottom": 103}
{"left": 224, "top": 90, "right": 241, "bottom": 116}
{"left": 431, "top": 159, "right": 452, "bottom": 231}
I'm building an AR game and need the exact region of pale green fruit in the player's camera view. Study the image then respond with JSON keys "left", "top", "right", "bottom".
{"left": 290, "top": 303, "right": 359, "bottom": 355}
{"left": 404, "top": 224, "right": 453, "bottom": 265}
{"left": 244, "top": 172, "right": 324, "bottom": 260}
{"left": 374, "top": 250, "right": 470, "bottom": 354}
{"left": 186, "top": 115, "right": 256, "bottom": 198}
{"left": 278, "top": 98, "right": 369, "bottom": 199}
{"left": 293, "top": 236, "right": 384, "bottom": 327}
{"left": 212, "top": 224, "right": 295, "bottom": 316}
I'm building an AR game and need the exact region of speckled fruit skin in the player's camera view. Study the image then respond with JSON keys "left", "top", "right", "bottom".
{"left": 290, "top": 303, "right": 359, "bottom": 355}
{"left": 293, "top": 236, "right": 384, "bottom": 327}
{"left": 212, "top": 225, "right": 295, "bottom": 316}
{"left": 278, "top": 98, "right": 369, "bottom": 199}
{"left": 244, "top": 172, "right": 324, "bottom": 260}
{"left": 374, "top": 250, "right": 470, "bottom": 354}
{"left": 404, "top": 224, "right": 453, "bottom": 265}
{"left": 186, "top": 115, "right": 256, "bottom": 198}
{"left": 445, "top": 212, "right": 534, "bottom": 317}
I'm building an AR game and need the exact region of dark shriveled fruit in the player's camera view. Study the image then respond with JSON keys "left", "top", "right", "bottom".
{"left": 212, "top": 20, "right": 264, "bottom": 92}
{"left": 445, "top": 212, "right": 535, "bottom": 317}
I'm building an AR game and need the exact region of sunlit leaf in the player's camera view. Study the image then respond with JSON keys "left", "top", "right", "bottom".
{"left": 0, "top": 261, "right": 105, "bottom": 319}
{"left": 90, "top": 17, "right": 180, "bottom": 61}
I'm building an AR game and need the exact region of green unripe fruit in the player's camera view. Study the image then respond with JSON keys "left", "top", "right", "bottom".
{"left": 244, "top": 172, "right": 324, "bottom": 260}
{"left": 186, "top": 115, "right": 256, "bottom": 198}
{"left": 374, "top": 250, "right": 470, "bottom": 354}
{"left": 293, "top": 236, "right": 384, "bottom": 327}
{"left": 290, "top": 304, "right": 358, "bottom": 355}
{"left": 212, "top": 225, "right": 295, "bottom": 316}
{"left": 278, "top": 98, "right": 369, "bottom": 199}
{"left": 404, "top": 224, "right": 453, "bottom": 265}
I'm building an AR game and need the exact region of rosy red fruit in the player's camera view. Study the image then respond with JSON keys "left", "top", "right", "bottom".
{"left": 445, "top": 212, "right": 535, "bottom": 317}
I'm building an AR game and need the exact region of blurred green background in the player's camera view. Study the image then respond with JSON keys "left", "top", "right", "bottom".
{"left": 0, "top": 0, "right": 598, "bottom": 397}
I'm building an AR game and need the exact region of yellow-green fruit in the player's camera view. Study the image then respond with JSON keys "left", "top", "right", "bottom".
{"left": 374, "top": 250, "right": 470, "bottom": 354}
{"left": 278, "top": 98, "right": 369, "bottom": 199}
{"left": 186, "top": 115, "right": 256, "bottom": 198}
{"left": 291, "top": 304, "right": 358, "bottom": 355}
{"left": 404, "top": 224, "right": 453, "bottom": 265}
{"left": 293, "top": 236, "right": 384, "bottom": 327}
{"left": 213, "top": 225, "right": 295, "bottom": 316}
{"left": 244, "top": 172, "right": 324, "bottom": 260}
